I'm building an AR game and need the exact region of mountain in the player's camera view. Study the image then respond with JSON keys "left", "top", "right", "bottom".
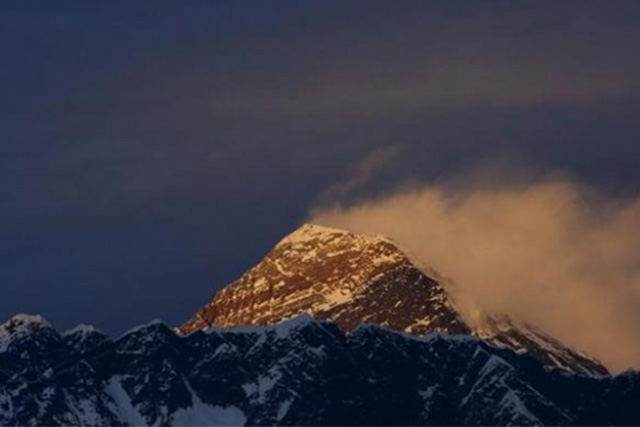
{"left": 0, "top": 313, "right": 638, "bottom": 426}
{"left": 1, "top": 224, "right": 628, "bottom": 426}
{"left": 179, "top": 224, "right": 607, "bottom": 376}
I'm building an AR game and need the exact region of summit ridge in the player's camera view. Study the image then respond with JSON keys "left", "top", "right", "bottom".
{"left": 179, "top": 224, "right": 608, "bottom": 376}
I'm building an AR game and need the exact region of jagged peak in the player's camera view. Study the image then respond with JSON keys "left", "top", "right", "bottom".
{"left": 117, "top": 319, "right": 170, "bottom": 340}
{"left": 281, "top": 224, "right": 455, "bottom": 294}
{"left": 350, "top": 322, "right": 479, "bottom": 346}
{"left": 471, "top": 311, "right": 608, "bottom": 376}
{"left": 273, "top": 312, "right": 315, "bottom": 331}
{"left": 179, "top": 223, "right": 607, "bottom": 377}
{"left": 179, "top": 223, "right": 465, "bottom": 336}
{"left": 276, "top": 223, "right": 350, "bottom": 246}
{"left": 283, "top": 224, "right": 449, "bottom": 283}
{"left": 205, "top": 313, "right": 322, "bottom": 338}
{"left": 0, "top": 314, "right": 56, "bottom": 353}
{"left": 297, "top": 222, "right": 350, "bottom": 235}
{"left": 62, "top": 323, "right": 105, "bottom": 337}
{"left": 277, "top": 223, "right": 396, "bottom": 248}
{"left": 0, "top": 313, "right": 52, "bottom": 333}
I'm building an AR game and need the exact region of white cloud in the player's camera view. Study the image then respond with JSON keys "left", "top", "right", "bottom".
{"left": 310, "top": 178, "right": 640, "bottom": 372}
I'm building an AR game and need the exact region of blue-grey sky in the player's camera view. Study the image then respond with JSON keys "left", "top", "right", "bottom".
{"left": 2, "top": 1, "right": 640, "bottom": 334}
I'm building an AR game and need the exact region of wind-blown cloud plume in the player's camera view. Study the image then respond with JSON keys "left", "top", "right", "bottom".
{"left": 310, "top": 179, "right": 640, "bottom": 372}
{"left": 314, "top": 146, "right": 401, "bottom": 205}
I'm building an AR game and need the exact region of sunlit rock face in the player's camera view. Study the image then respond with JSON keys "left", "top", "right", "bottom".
{"left": 180, "top": 224, "right": 608, "bottom": 376}
{"left": 180, "top": 224, "right": 469, "bottom": 336}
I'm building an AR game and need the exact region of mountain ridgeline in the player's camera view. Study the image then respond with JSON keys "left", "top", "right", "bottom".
{"left": 179, "top": 224, "right": 607, "bottom": 377}
{"left": 1, "top": 224, "right": 638, "bottom": 426}
{"left": 0, "top": 314, "right": 638, "bottom": 426}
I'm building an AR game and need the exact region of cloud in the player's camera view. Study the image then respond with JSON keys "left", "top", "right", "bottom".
{"left": 203, "top": 1, "right": 640, "bottom": 118}
{"left": 310, "top": 177, "right": 640, "bottom": 372}
{"left": 314, "top": 146, "right": 401, "bottom": 205}
{"left": 3, "top": 0, "right": 640, "bottom": 335}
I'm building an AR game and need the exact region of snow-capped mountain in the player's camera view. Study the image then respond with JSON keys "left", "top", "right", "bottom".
{"left": 2, "top": 224, "right": 630, "bottom": 426}
{"left": 179, "top": 224, "right": 607, "bottom": 376}
{"left": 0, "top": 313, "right": 638, "bottom": 426}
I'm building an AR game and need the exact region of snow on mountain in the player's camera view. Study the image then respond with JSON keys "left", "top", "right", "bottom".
{"left": 0, "top": 224, "right": 625, "bottom": 426}
{"left": 179, "top": 224, "right": 608, "bottom": 376}
{"left": 0, "top": 314, "right": 637, "bottom": 426}
{"left": 180, "top": 223, "right": 469, "bottom": 334}
{"left": 0, "top": 314, "right": 57, "bottom": 354}
{"left": 63, "top": 324, "right": 109, "bottom": 355}
{"left": 0, "top": 314, "right": 50, "bottom": 340}
{"left": 63, "top": 324, "right": 100, "bottom": 337}
{"left": 475, "top": 314, "right": 606, "bottom": 377}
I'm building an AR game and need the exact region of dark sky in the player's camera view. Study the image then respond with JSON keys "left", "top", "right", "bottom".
{"left": 2, "top": 1, "right": 639, "bottom": 335}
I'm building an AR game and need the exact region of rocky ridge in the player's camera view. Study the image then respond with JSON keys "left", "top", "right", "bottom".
{"left": 0, "top": 313, "right": 637, "bottom": 426}
{"left": 179, "top": 224, "right": 607, "bottom": 376}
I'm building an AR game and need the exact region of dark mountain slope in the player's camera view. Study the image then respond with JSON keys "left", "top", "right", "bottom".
{"left": 0, "top": 314, "right": 637, "bottom": 426}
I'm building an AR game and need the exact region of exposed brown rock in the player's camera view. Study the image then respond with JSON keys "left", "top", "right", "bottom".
{"left": 179, "top": 223, "right": 608, "bottom": 376}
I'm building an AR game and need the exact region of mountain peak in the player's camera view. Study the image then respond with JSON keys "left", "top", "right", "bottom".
{"left": 179, "top": 225, "right": 608, "bottom": 376}
{"left": 282, "top": 223, "right": 349, "bottom": 239}
{"left": 179, "top": 224, "right": 469, "bottom": 336}
{"left": 3, "top": 313, "right": 51, "bottom": 326}
{"left": 1, "top": 314, "right": 56, "bottom": 353}
{"left": 277, "top": 223, "right": 393, "bottom": 248}
{"left": 62, "top": 323, "right": 101, "bottom": 337}
{"left": 0, "top": 313, "right": 52, "bottom": 337}
{"left": 475, "top": 313, "right": 607, "bottom": 376}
